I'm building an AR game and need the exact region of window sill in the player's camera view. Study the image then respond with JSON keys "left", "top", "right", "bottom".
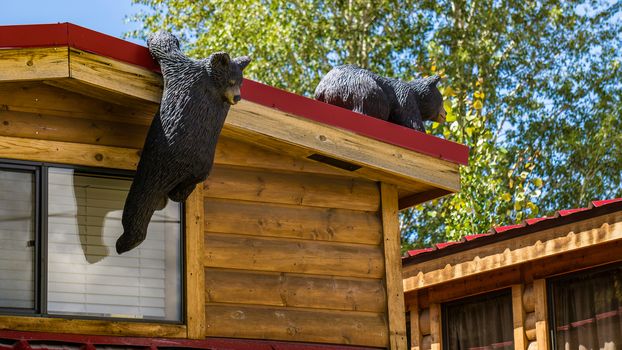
{"left": 0, "top": 315, "right": 188, "bottom": 338}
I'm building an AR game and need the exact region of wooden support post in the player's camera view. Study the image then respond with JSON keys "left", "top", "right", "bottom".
{"left": 534, "top": 279, "right": 549, "bottom": 350}
{"left": 408, "top": 293, "right": 422, "bottom": 350}
{"left": 429, "top": 303, "right": 442, "bottom": 350}
{"left": 381, "top": 183, "right": 407, "bottom": 350}
{"left": 185, "top": 183, "right": 206, "bottom": 339}
{"left": 512, "top": 284, "right": 528, "bottom": 350}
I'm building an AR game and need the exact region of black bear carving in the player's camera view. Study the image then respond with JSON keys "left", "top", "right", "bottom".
{"left": 116, "top": 31, "right": 251, "bottom": 254}
{"left": 315, "top": 65, "right": 446, "bottom": 132}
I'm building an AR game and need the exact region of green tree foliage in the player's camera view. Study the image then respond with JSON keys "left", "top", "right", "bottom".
{"left": 128, "top": 0, "right": 622, "bottom": 251}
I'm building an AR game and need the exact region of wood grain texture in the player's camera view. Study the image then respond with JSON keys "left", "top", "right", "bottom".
{"left": 0, "top": 109, "right": 148, "bottom": 149}
{"left": 226, "top": 101, "right": 461, "bottom": 192}
{"left": 403, "top": 212, "right": 622, "bottom": 292}
{"left": 204, "top": 166, "right": 380, "bottom": 212}
{"left": 214, "top": 135, "right": 348, "bottom": 177}
{"left": 205, "top": 304, "right": 388, "bottom": 347}
{"left": 0, "top": 135, "right": 139, "bottom": 170}
{"left": 68, "top": 48, "right": 162, "bottom": 103}
{"left": 0, "top": 315, "right": 186, "bottom": 338}
{"left": 0, "top": 47, "right": 69, "bottom": 81}
{"left": 512, "top": 285, "right": 527, "bottom": 350}
{"left": 204, "top": 268, "right": 386, "bottom": 313}
{"left": 204, "top": 197, "right": 382, "bottom": 245}
{"left": 203, "top": 232, "right": 385, "bottom": 279}
{"left": 381, "top": 183, "right": 407, "bottom": 350}
{"left": 185, "top": 184, "right": 205, "bottom": 339}
{"left": 533, "top": 279, "right": 549, "bottom": 350}
{"left": 525, "top": 312, "right": 536, "bottom": 341}
{"left": 0, "top": 82, "right": 155, "bottom": 125}
{"left": 408, "top": 294, "right": 422, "bottom": 350}
{"left": 429, "top": 303, "right": 442, "bottom": 350}
{"left": 523, "top": 284, "right": 535, "bottom": 313}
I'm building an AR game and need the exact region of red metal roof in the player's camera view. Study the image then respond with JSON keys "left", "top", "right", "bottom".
{"left": 0, "top": 23, "right": 469, "bottom": 165}
{"left": 404, "top": 198, "right": 622, "bottom": 263}
{"left": 0, "top": 330, "right": 378, "bottom": 350}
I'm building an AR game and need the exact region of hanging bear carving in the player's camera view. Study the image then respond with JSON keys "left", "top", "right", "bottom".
{"left": 116, "top": 31, "right": 251, "bottom": 254}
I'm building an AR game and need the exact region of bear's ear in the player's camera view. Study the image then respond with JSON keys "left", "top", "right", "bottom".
{"left": 429, "top": 75, "right": 441, "bottom": 86}
{"left": 210, "top": 52, "right": 231, "bottom": 68}
{"left": 233, "top": 56, "right": 252, "bottom": 71}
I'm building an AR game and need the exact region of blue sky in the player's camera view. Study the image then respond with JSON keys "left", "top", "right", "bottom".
{"left": 0, "top": 0, "right": 147, "bottom": 44}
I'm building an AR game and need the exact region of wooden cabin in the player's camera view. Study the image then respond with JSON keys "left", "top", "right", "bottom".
{"left": 402, "top": 198, "right": 622, "bottom": 350}
{"left": 0, "top": 23, "right": 468, "bottom": 350}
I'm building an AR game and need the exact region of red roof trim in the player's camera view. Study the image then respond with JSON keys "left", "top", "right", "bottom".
{"left": 0, "top": 330, "right": 379, "bottom": 350}
{"left": 403, "top": 198, "right": 622, "bottom": 264}
{"left": 0, "top": 23, "right": 469, "bottom": 165}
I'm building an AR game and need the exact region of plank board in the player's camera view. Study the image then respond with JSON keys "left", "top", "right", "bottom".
{"left": 214, "top": 135, "right": 348, "bottom": 177}
{"left": 0, "top": 47, "right": 69, "bottom": 82}
{"left": 512, "top": 285, "right": 527, "bottom": 350}
{"left": 227, "top": 101, "right": 461, "bottom": 192}
{"left": 408, "top": 293, "right": 423, "bottom": 350}
{"left": 205, "top": 304, "right": 388, "bottom": 347}
{"left": 0, "top": 315, "right": 186, "bottom": 338}
{"left": 0, "top": 109, "right": 148, "bottom": 149}
{"left": 203, "top": 232, "right": 385, "bottom": 279}
{"left": 204, "top": 268, "right": 386, "bottom": 313}
{"left": 533, "top": 279, "right": 549, "bottom": 350}
{"left": 69, "top": 48, "right": 162, "bottom": 103}
{"left": 204, "top": 166, "right": 380, "bottom": 212}
{"left": 0, "top": 135, "right": 139, "bottom": 170}
{"left": 204, "top": 198, "right": 382, "bottom": 245}
{"left": 429, "top": 304, "right": 442, "bottom": 350}
{"left": 0, "top": 82, "right": 155, "bottom": 125}
{"left": 381, "top": 183, "right": 407, "bottom": 350}
{"left": 185, "top": 185, "right": 206, "bottom": 339}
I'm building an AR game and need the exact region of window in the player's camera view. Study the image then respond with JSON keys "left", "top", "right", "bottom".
{"left": 0, "top": 162, "right": 182, "bottom": 322}
{"left": 443, "top": 290, "right": 514, "bottom": 350}
{"left": 549, "top": 264, "right": 622, "bottom": 350}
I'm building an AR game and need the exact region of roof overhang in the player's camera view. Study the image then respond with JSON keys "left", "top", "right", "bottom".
{"left": 0, "top": 23, "right": 469, "bottom": 209}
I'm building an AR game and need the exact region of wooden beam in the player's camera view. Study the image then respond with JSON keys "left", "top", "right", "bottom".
{"left": 227, "top": 102, "right": 461, "bottom": 193}
{"left": 0, "top": 47, "right": 69, "bottom": 82}
{"left": 0, "top": 135, "right": 139, "bottom": 170}
{"left": 0, "top": 315, "right": 186, "bottom": 338}
{"left": 407, "top": 293, "right": 422, "bottom": 350}
{"left": 185, "top": 184, "right": 206, "bottom": 339}
{"left": 533, "top": 279, "right": 549, "bottom": 350}
{"left": 68, "top": 48, "right": 163, "bottom": 103}
{"left": 203, "top": 232, "right": 385, "bottom": 279}
{"left": 429, "top": 303, "right": 442, "bottom": 350}
{"left": 512, "top": 285, "right": 528, "bottom": 350}
{"left": 403, "top": 212, "right": 622, "bottom": 292}
{"left": 381, "top": 183, "right": 407, "bottom": 350}
{"left": 205, "top": 304, "right": 388, "bottom": 348}
{"left": 398, "top": 189, "right": 452, "bottom": 210}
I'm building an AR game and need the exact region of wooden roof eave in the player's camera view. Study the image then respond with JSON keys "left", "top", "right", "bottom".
{"left": 0, "top": 45, "right": 463, "bottom": 207}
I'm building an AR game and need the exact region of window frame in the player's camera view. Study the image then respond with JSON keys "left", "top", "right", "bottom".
{"left": 441, "top": 288, "right": 514, "bottom": 350}
{"left": 0, "top": 158, "right": 185, "bottom": 324}
{"left": 547, "top": 261, "right": 622, "bottom": 350}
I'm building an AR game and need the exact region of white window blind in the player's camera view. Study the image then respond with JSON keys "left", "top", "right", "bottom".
{"left": 0, "top": 169, "right": 35, "bottom": 309}
{"left": 46, "top": 168, "right": 181, "bottom": 321}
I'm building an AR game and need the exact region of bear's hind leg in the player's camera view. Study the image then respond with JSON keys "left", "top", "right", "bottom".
{"left": 116, "top": 175, "right": 168, "bottom": 254}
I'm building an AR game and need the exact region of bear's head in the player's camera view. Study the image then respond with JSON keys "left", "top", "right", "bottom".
{"left": 411, "top": 75, "right": 446, "bottom": 124}
{"left": 206, "top": 53, "right": 252, "bottom": 105}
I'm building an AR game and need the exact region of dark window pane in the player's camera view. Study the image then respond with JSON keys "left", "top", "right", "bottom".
{"left": 46, "top": 168, "right": 182, "bottom": 321}
{"left": 551, "top": 265, "right": 622, "bottom": 350}
{"left": 0, "top": 169, "right": 35, "bottom": 309}
{"left": 444, "top": 291, "right": 514, "bottom": 350}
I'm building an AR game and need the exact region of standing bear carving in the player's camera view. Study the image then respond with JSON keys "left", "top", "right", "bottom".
{"left": 314, "top": 65, "right": 446, "bottom": 132}
{"left": 116, "top": 31, "right": 251, "bottom": 254}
